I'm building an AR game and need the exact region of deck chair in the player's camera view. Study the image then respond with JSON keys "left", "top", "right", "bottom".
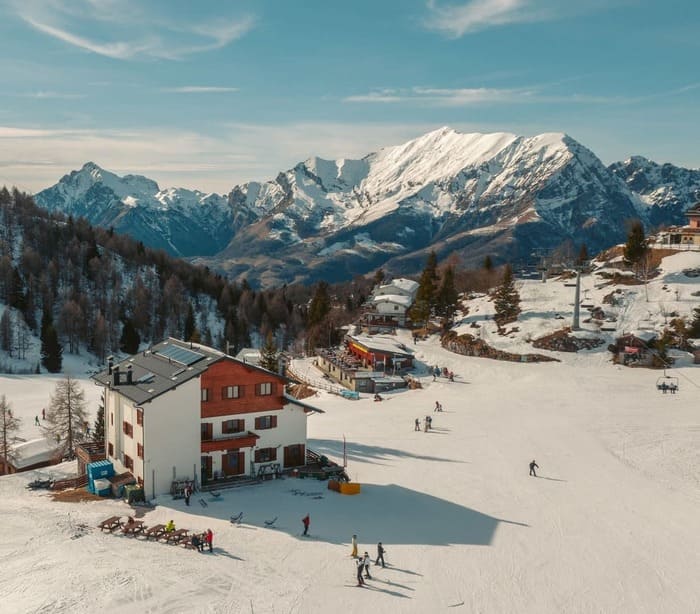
{"left": 264, "top": 516, "right": 278, "bottom": 527}
{"left": 230, "top": 512, "right": 243, "bottom": 525}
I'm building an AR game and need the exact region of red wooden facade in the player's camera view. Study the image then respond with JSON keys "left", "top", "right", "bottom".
{"left": 200, "top": 360, "right": 285, "bottom": 419}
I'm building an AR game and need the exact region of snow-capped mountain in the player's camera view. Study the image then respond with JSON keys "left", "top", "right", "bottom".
{"left": 609, "top": 156, "right": 700, "bottom": 228}
{"left": 35, "top": 162, "right": 233, "bottom": 257}
{"left": 34, "top": 129, "right": 692, "bottom": 287}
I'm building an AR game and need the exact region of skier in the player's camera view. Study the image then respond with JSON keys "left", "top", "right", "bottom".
{"left": 356, "top": 557, "right": 366, "bottom": 586}
{"left": 414, "top": 418, "right": 420, "bottom": 431}
{"left": 529, "top": 460, "right": 539, "bottom": 477}
{"left": 184, "top": 484, "right": 191, "bottom": 506}
{"left": 35, "top": 415, "right": 40, "bottom": 426}
{"left": 42, "top": 408, "right": 45, "bottom": 420}
{"left": 427, "top": 415, "right": 432, "bottom": 430}
{"left": 205, "top": 528, "right": 213, "bottom": 552}
{"left": 362, "top": 552, "right": 372, "bottom": 579}
{"left": 350, "top": 534, "right": 358, "bottom": 558}
{"left": 375, "top": 542, "right": 386, "bottom": 568}
{"left": 302, "top": 513, "right": 310, "bottom": 536}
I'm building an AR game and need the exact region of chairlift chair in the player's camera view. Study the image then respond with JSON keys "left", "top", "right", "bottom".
{"left": 656, "top": 373, "right": 679, "bottom": 394}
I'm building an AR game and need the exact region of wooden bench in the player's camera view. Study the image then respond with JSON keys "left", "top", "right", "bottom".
{"left": 98, "top": 516, "right": 123, "bottom": 532}
{"left": 145, "top": 524, "right": 166, "bottom": 540}
{"left": 121, "top": 520, "right": 146, "bottom": 537}
{"left": 164, "top": 528, "right": 189, "bottom": 544}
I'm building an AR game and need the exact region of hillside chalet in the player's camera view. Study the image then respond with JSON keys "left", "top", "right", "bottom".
{"left": 92, "top": 338, "right": 321, "bottom": 498}
{"left": 362, "top": 278, "right": 419, "bottom": 330}
{"left": 656, "top": 202, "right": 700, "bottom": 249}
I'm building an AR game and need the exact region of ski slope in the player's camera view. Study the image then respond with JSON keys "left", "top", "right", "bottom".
{"left": 1, "top": 254, "right": 699, "bottom": 613}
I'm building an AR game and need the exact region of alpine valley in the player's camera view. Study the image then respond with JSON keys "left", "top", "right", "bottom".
{"left": 35, "top": 127, "right": 699, "bottom": 288}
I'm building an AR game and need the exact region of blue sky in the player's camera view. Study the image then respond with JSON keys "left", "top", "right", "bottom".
{"left": 1, "top": 0, "right": 698, "bottom": 193}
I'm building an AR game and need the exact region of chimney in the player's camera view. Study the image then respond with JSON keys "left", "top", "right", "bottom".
{"left": 126, "top": 365, "right": 133, "bottom": 385}
{"left": 113, "top": 365, "right": 120, "bottom": 386}
{"left": 107, "top": 356, "right": 114, "bottom": 375}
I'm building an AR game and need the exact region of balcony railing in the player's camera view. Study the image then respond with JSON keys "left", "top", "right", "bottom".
{"left": 201, "top": 431, "right": 259, "bottom": 453}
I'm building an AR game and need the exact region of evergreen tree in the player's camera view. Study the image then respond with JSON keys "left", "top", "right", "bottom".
{"left": 436, "top": 265, "right": 459, "bottom": 320}
{"left": 120, "top": 318, "right": 140, "bottom": 354}
{"left": 623, "top": 220, "right": 648, "bottom": 272}
{"left": 92, "top": 393, "right": 105, "bottom": 444}
{"left": 0, "top": 394, "right": 21, "bottom": 475}
{"left": 308, "top": 281, "right": 331, "bottom": 326}
{"left": 483, "top": 255, "right": 494, "bottom": 272}
{"left": 688, "top": 305, "right": 700, "bottom": 339}
{"left": 259, "top": 331, "right": 279, "bottom": 373}
{"left": 410, "top": 251, "right": 439, "bottom": 326}
{"left": 40, "top": 309, "right": 63, "bottom": 373}
{"left": 43, "top": 375, "right": 88, "bottom": 460}
{"left": 183, "top": 303, "right": 198, "bottom": 341}
{"left": 493, "top": 264, "right": 521, "bottom": 327}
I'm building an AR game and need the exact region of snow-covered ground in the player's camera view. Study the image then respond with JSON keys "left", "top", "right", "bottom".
{"left": 1, "top": 252, "right": 699, "bottom": 613}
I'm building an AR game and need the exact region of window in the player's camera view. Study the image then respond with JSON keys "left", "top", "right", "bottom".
{"left": 137, "top": 443, "right": 144, "bottom": 459}
{"left": 255, "top": 415, "right": 278, "bottom": 430}
{"left": 108, "top": 442, "right": 114, "bottom": 457}
{"left": 123, "top": 421, "right": 133, "bottom": 437}
{"left": 201, "top": 388, "right": 210, "bottom": 402}
{"left": 201, "top": 423, "right": 213, "bottom": 441}
{"left": 255, "top": 447, "right": 277, "bottom": 463}
{"left": 110, "top": 412, "right": 113, "bottom": 425}
{"left": 222, "top": 385, "right": 240, "bottom": 399}
{"left": 124, "top": 454, "right": 134, "bottom": 471}
{"left": 222, "top": 419, "right": 245, "bottom": 434}
{"left": 136, "top": 408, "right": 143, "bottom": 426}
{"left": 257, "top": 382, "right": 273, "bottom": 396}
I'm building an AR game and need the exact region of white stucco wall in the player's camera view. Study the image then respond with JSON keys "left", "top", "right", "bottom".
{"left": 142, "top": 378, "right": 201, "bottom": 498}
{"left": 200, "top": 404, "right": 307, "bottom": 477}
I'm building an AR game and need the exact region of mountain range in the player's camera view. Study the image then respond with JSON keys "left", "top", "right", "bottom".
{"left": 34, "top": 128, "right": 699, "bottom": 288}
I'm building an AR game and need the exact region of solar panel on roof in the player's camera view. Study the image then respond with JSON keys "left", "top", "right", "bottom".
{"left": 156, "top": 344, "right": 205, "bottom": 366}
{"left": 136, "top": 372, "right": 155, "bottom": 384}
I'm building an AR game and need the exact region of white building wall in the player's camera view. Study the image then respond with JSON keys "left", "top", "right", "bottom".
{"left": 200, "top": 404, "right": 307, "bottom": 477}
{"left": 375, "top": 301, "right": 406, "bottom": 316}
{"left": 142, "top": 378, "right": 201, "bottom": 498}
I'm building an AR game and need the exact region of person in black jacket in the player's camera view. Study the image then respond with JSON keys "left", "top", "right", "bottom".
{"left": 375, "top": 542, "right": 386, "bottom": 568}
{"left": 529, "top": 460, "right": 539, "bottom": 477}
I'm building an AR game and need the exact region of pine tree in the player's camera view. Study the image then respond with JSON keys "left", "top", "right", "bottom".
{"left": 689, "top": 306, "right": 700, "bottom": 339}
{"left": 410, "top": 251, "right": 439, "bottom": 326}
{"left": 623, "top": 220, "right": 648, "bottom": 272}
{"left": 493, "top": 264, "right": 521, "bottom": 327}
{"left": 436, "top": 265, "right": 458, "bottom": 320}
{"left": 1, "top": 394, "right": 21, "bottom": 475}
{"left": 43, "top": 376, "right": 88, "bottom": 460}
{"left": 183, "top": 303, "right": 198, "bottom": 341}
{"left": 40, "top": 309, "right": 63, "bottom": 373}
{"left": 308, "top": 281, "right": 331, "bottom": 326}
{"left": 483, "top": 255, "right": 494, "bottom": 272}
{"left": 92, "top": 393, "right": 105, "bottom": 444}
{"left": 259, "top": 332, "right": 279, "bottom": 373}
{"left": 120, "top": 318, "right": 140, "bottom": 354}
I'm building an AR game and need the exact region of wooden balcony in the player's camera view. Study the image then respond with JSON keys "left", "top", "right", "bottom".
{"left": 200, "top": 431, "right": 259, "bottom": 453}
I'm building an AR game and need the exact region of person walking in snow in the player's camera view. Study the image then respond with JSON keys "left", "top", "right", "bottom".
{"left": 362, "top": 552, "right": 372, "bottom": 579}
{"left": 302, "top": 513, "right": 310, "bottom": 536}
{"left": 414, "top": 418, "right": 420, "bottom": 431}
{"left": 529, "top": 460, "right": 539, "bottom": 477}
{"left": 350, "top": 534, "right": 358, "bottom": 558}
{"left": 356, "top": 557, "right": 366, "bottom": 586}
{"left": 42, "top": 408, "right": 45, "bottom": 420}
{"left": 184, "top": 484, "right": 191, "bottom": 506}
{"left": 35, "top": 415, "right": 40, "bottom": 426}
{"left": 375, "top": 542, "right": 386, "bottom": 568}
{"left": 205, "top": 528, "right": 213, "bottom": 552}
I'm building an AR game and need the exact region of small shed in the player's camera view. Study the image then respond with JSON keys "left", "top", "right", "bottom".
{"left": 615, "top": 332, "right": 656, "bottom": 366}
{"left": 5, "top": 438, "right": 61, "bottom": 474}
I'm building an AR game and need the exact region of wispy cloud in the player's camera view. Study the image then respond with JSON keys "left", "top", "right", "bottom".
{"left": 424, "top": 0, "right": 542, "bottom": 37}
{"left": 423, "top": 0, "right": 620, "bottom": 38}
{"left": 161, "top": 86, "right": 239, "bottom": 94}
{"left": 344, "top": 86, "right": 538, "bottom": 106}
{"left": 11, "top": 0, "right": 255, "bottom": 60}
{"left": 20, "top": 90, "right": 86, "bottom": 99}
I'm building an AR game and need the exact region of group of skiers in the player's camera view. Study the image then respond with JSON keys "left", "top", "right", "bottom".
{"left": 190, "top": 528, "right": 214, "bottom": 553}
{"left": 415, "top": 415, "right": 433, "bottom": 431}
{"left": 351, "top": 535, "right": 386, "bottom": 586}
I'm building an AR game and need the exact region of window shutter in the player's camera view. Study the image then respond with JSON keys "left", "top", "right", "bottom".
{"left": 271, "top": 415, "right": 278, "bottom": 428}
{"left": 254, "top": 417, "right": 261, "bottom": 429}
{"left": 237, "top": 419, "right": 244, "bottom": 432}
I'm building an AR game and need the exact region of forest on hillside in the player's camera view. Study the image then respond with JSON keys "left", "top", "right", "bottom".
{"left": 0, "top": 186, "right": 526, "bottom": 374}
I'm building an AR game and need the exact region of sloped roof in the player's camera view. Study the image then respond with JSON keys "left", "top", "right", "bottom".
{"left": 347, "top": 334, "right": 415, "bottom": 357}
{"left": 92, "top": 338, "right": 287, "bottom": 406}
{"left": 371, "top": 294, "right": 413, "bottom": 307}
{"left": 11, "top": 438, "right": 60, "bottom": 469}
